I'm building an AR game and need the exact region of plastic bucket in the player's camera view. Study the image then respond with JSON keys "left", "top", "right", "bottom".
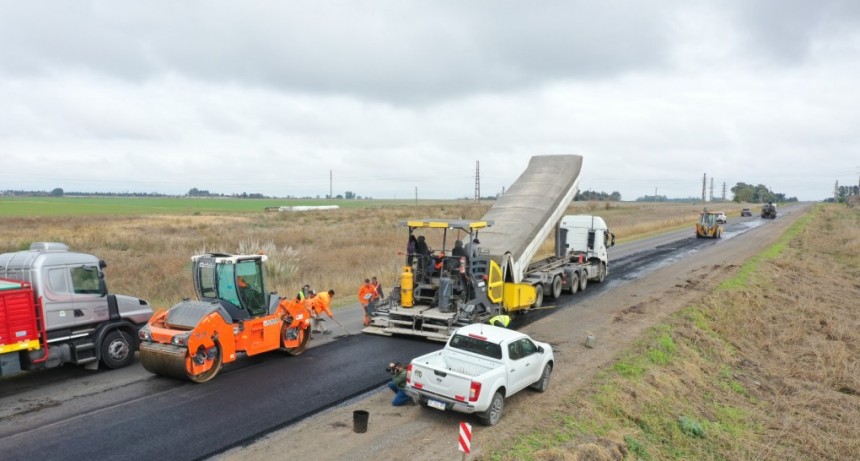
{"left": 353, "top": 410, "right": 369, "bottom": 433}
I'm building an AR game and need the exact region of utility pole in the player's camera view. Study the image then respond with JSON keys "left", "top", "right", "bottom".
{"left": 475, "top": 161, "right": 481, "bottom": 202}
{"left": 701, "top": 173, "right": 707, "bottom": 202}
{"left": 722, "top": 182, "right": 726, "bottom": 201}
{"left": 834, "top": 180, "right": 839, "bottom": 202}
{"left": 654, "top": 187, "right": 658, "bottom": 201}
{"left": 709, "top": 177, "right": 714, "bottom": 202}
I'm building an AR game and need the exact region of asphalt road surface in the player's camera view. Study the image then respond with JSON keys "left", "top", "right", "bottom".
{"left": 0, "top": 205, "right": 799, "bottom": 461}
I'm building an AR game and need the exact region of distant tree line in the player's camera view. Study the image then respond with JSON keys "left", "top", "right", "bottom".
{"left": 731, "top": 183, "right": 797, "bottom": 203}
{"left": 634, "top": 195, "right": 705, "bottom": 203}
{"left": 824, "top": 185, "right": 860, "bottom": 203}
{"left": 575, "top": 190, "right": 621, "bottom": 201}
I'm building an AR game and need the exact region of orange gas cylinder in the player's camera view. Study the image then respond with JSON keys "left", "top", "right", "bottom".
{"left": 400, "top": 266, "right": 414, "bottom": 307}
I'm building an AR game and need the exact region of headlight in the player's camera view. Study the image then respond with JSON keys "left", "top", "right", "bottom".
{"left": 138, "top": 328, "right": 152, "bottom": 341}
{"left": 172, "top": 333, "right": 191, "bottom": 347}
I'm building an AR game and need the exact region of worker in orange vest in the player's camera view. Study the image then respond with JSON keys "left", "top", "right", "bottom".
{"left": 311, "top": 289, "right": 335, "bottom": 334}
{"left": 357, "top": 279, "right": 378, "bottom": 326}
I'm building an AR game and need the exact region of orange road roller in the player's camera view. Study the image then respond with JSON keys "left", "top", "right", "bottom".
{"left": 138, "top": 253, "right": 312, "bottom": 383}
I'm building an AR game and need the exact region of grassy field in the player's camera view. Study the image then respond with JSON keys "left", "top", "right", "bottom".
{"left": 0, "top": 198, "right": 754, "bottom": 308}
{"left": 486, "top": 204, "right": 859, "bottom": 460}
{"left": 0, "top": 196, "right": 438, "bottom": 216}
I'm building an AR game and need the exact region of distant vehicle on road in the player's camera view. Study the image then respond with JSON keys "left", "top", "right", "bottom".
{"left": 715, "top": 211, "right": 728, "bottom": 224}
{"left": 741, "top": 208, "right": 752, "bottom": 217}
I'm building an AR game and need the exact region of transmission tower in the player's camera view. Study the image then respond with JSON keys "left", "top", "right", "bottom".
{"left": 722, "top": 182, "right": 726, "bottom": 201}
{"left": 709, "top": 177, "right": 714, "bottom": 202}
{"left": 701, "top": 173, "right": 707, "bottom": 202}
{"left": 475, "top": 161, "right": 480, "bottom": 202}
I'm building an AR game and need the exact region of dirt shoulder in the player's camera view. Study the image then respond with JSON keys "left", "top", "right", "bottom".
{"left": 215, "top": 205, "right": 812, "bottom": 461}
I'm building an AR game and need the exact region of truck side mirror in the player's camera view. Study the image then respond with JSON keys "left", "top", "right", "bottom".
{"left": 537, "top": 346, "right": 545, "bottom": 354}
{"left": 99, "top": 259, "right": 107, "bottom": 269}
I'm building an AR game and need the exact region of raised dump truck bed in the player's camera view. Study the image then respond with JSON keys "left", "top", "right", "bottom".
{"left": 479, "top": 155, "right": 582, "bottom": 283}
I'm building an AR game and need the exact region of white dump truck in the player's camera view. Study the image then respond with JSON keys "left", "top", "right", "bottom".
{"left": 0, "top": 242, "right": 153, "bottom": 376}
{"left": 363, "top": 155, "right": 614, "bottom": 341}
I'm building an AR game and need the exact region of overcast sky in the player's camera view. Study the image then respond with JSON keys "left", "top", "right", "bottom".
{"left": 1, "top": 1, "right": 858, "bottom": 201}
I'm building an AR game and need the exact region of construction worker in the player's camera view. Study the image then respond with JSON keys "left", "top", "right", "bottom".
{"left": 489, "top": 314, "right": 511, "bottom": 328}
{"left": 357, "top": 279, "right": 378, "bottom": 326}
{"left": 386, "top": 362, "right": 414, "bottom": 406}
{"left": 296, "top": 284, "right": 310, "bottom": 301}
{"left": 370, "top": 276, "right": 385, "bottom": 301}
{"left": 311, "top": 289, "right": 335, "bottom": 334}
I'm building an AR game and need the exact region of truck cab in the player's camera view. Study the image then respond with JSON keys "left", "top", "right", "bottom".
{"left": 0, "top": 242, "right": 152, "bottom": 375}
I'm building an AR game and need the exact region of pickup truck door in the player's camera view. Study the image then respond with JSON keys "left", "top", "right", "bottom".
{"left": 507, "top": 338, "right": 543, "bottom": 393}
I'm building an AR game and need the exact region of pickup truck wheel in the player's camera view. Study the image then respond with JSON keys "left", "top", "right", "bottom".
{"left": 568, "top": 273, "right": 579, "bottom": 294}
{"left": 550, "top": 275, "right": 563, "bottom": 299}
{"left": 479, "top": 391, "right": 504, "bottom": 426}
{"left": 100, "top": 330, "right": 135, "bottom": 369}
{"left": 530, "top": 363, "right": 552, "bottom": 392}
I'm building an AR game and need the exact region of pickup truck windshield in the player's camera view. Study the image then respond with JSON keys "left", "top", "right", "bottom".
{"left": 449, "top": 334, "right": 502, "bottom": 360}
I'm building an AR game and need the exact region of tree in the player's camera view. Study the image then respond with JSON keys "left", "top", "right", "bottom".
{"left": 50, "top": 188, "right": 64, "bottom": 197}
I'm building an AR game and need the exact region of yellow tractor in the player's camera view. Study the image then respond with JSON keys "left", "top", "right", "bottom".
{"left": 696, "top": 209, "right": 723, "bottom": 239}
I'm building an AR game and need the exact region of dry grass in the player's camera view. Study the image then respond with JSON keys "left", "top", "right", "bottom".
{"left": 489, "top": 204, "right": 860, "bottom": 461}
{"left": 0, "top": 201, "right": 752, "bottom": 309}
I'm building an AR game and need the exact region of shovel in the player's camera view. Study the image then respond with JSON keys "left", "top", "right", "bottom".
{"left": 330, "top": 316, "right": 353, "bottom": 335}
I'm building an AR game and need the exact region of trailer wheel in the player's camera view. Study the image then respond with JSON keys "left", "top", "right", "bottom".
{"left": 568, "top": 273, "right": 579, "bottom": 294}
{"left": 580, "top": 272, "right": 588, "bottom": 292}
{"left": 100, "top": 330, "right": 135, "bottom": 369}
{"left": 596, "top": 262, "right": 607, "bottom": 283}
{"left": 532, "top": 286, "right": 543, "bottom": 309}
{"left": 550, "top": 276, "right": 563, "bottom": 299}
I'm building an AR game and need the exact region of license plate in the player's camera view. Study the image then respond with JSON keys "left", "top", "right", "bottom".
{"left": 427, "top": 399, "right": 446, "bottom": 411}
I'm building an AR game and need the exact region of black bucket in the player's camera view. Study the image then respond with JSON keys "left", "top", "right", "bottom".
{"left": 353, "top": 410, "right": 369, "bottom": 433}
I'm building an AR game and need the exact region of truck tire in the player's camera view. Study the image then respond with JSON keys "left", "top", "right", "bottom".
{"left": 568, "top": 273, "right": 579, "bottom": 294}
{"left": 532, "top": 286, "right": 543, "bottom": 309}
{"left": 530, "top": 363, "right": 552, "bottom": 392}
{"left": 100, "top": 330, "right": 135, "bottom": 369}
{"left": 550, "top": 275, "right": 563, "bottom": 299}
{"left": 580, "top": 271, "right": 588, "bottom": 292}
{"left": 596, "top": 262, "right": 607, "bottom": 283}
{"left": 479, "top": 391, "right": 505, "bottom": 426}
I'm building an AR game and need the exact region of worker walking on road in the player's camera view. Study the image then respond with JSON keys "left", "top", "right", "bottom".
{"left": 358, "top": 279, "right": 378, "bottom": 326}
{"left": 311, "top": 289, "right": 336, "bottom": 334}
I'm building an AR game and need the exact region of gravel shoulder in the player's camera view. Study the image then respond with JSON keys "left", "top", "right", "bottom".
{"left": 215, "top": 205, "right": 810, "bottom": 461}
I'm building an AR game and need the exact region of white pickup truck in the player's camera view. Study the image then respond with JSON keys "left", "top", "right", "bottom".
{"left": 405, "top": 323, "right": 554, "bottom": 426}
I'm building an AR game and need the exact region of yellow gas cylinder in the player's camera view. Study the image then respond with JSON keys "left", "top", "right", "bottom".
{"left": 400, "top": 266, "right": 414, "bottom": 307}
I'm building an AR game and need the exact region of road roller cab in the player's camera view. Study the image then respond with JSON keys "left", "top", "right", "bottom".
{"left": 138, "top": 253, "right": 312, "bottom": 383}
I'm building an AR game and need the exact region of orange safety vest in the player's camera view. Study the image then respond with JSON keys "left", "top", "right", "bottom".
{"left": 312, "top": 291, "right": 333, "bottom": 317}
{"left": 357, "top": 284, "right": 377, "bottom": 306}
